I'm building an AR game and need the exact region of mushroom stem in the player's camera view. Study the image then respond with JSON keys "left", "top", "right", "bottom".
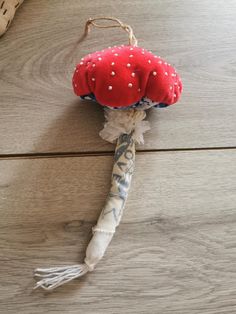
{"left": 34, "top": 132, "right": 135, "bottom": 291}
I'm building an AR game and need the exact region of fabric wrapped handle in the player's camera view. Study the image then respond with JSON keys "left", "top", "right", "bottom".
{"left": 34, "top": 132, "right": 135, "bottom": 291}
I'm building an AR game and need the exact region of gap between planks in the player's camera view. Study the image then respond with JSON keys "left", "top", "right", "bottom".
{"left": 0, "top": 146, "right": 235, "bottom": 160}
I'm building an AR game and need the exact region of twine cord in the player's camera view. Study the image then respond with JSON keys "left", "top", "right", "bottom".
{"left": 82, "top": 17, "right": 138, "bottom": 46}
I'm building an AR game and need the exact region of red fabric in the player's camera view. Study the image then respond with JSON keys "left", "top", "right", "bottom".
{"left": 72, "top": 45, "right": 182, "bottom": 108}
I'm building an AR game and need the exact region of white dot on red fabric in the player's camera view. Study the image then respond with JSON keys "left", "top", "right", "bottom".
{"left": 154, "top": 56, "right": 158, "bottom": 58}
{"left": 81, "top": 58, "right": 84, "bottom": 61}
{"left": 172, "top": 73, "right": 176, "bottom": 77}
{"left": 80, "top": 62, "right": 83, "bottom": 65}
{"left": 128, "top": 83, "right": 133, "bottom": 88}
{"left": 76, "top": 70, "right": 78, "bottom": 73}
{"left": 111, "top": 71, "right": 115, "bottom": 76}
{"left": 114, "top": 53, "right": 119, "bottom": 56}
{"left": 174, "top": 82, "right": 177, "bottom": 85}
{"left": 138, "top": 88, "right": 141, "bottom": 92}
{"left": 153, "top": 71, "right": 157, "bottom": 76}
{"left": 141, "top": 51, "right": 145, "bottom": 54}
{"left": 108, "top": 86, "right": 113, "bottom": 90}
{"left": 164, "top": 62, "right": 167, "bottom": 65}
{"left": 111, "top": 62, "right": 115, "bottom": 66}
{"left": 158, "top": 61, "right": 162, "bottom": 64}
{"left": 112, "top": 50, "right": 115, "bottom": 53}
{"left": 92, "top": 64, "right": 96, "bottom": 67}
{"left": 75, "top": 83, "right": 77, "bottom": 87}
{"left": 92, "top": 78, "right": 95, "bottom": 81}
{"left": 130, "top": 47, "right": 133, "bottom": 51}
{"left": 131, "top": 72, "right": 135, "bottom": 77}
{"left": 165, "top": 72, "right": 168, "bottom": 76}
{"left": 98, "top": 57, "right": 102, "bottom": 61}
{"left": 170, "top": 86, "right": 173, "bottom": 90}
{"left": 129, "top": 55, "right": 134, "bottom": 58}
{"left": 148, "top": 60, "right": 151, "bottom": 64}
{"left": 174, "top": 93, "right": 177, "bottom": 98}
{"left": 127, "top": 63, "right": 131, "bottom": 67}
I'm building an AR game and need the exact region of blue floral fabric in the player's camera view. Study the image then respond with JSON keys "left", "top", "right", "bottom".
{"left": 81, "top": 93, "right": 169, "bottom": 110}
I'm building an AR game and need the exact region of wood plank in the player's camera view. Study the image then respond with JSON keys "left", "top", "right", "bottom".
{"left": 0, "top": 0, "right": 236, "bottom": 154}
{"left": 1, "top": 150, "right": 236, "bottom": 313}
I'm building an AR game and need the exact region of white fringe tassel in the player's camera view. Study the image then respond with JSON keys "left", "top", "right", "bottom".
{"left": 34, "top": 264, "right": 90, "bottom": 291}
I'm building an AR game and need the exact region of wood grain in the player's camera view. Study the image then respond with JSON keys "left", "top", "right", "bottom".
{"left": 1, "top": 150, "right": 236, "bottom": 313}
{"left": 0, "top": 0, "right": 236, "bottom": 154}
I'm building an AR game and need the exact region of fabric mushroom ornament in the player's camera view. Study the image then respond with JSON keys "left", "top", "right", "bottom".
{"left": 34, "top": 17, "right": 183, "bottom": 291}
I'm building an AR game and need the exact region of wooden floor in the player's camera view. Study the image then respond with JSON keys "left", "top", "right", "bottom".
{"left": 0, "top": 0, "right": 236, "bottom": 313}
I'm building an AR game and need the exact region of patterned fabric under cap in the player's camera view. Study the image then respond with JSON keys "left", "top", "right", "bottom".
{"left": 81, "top": 93, "right": 169, "bottom": 110}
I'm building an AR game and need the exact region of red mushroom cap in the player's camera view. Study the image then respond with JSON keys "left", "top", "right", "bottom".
{"left": 72, "top": 45, "right": 182, "bottom": 108}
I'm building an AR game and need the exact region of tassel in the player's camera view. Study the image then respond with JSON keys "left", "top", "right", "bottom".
{"left": 34, "top": 264, "right": 90, "bottom": 291}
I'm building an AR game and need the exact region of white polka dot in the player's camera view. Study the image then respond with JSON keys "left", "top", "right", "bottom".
{"left": 97, "top": 54, "right": 101, "bottom": 57}
{"left": 80, "top": 62, "right": 83, "bottom": 65}
{"left": 170, "top": 86, "right": 173, "bottom": 90}
{"left": 164, "top": 62, "right": 167, "bottom": 65}
{"left": 174, "top": 82, "right": 177, "bottom": 85}
{"left": 165, "top": 72, "right": 168, "bottom": 76}
{"left": 154, "top": 56, "right": 158, "bottom": 58}
{"left": 76, "top": 70, "right": 78, "bottom": 73}
{"left": 171, "top": 73, "right": 176, "bottom": 77}
{"left": 141, "top": 51, "right": 145, "bottom": 54}
{"left": 111, "top": 71, "right": 115, "bottom": 76}
{"left": 128, "top": 83, "right": 133, "bottom": 88}
{"left": 81, "top": 58, "right": 84, "bottom": 61}
{"left": 130, "top": 47, "right": 133, "bottom": 51}
{"left": 98, "top": 57, "right": 102, "bottom": 61}
{"left": 153, "top": 71, "right": 157, "bottom": 76}
{"left": 114, "top": 53, "right": 119, "bottom": 56}
{"left": 131, "top": 72, "right": 135, "bottom": 77}
{"left": 75, "top": 83, "right": 77, "bottom": 87}
{"left": 111, "top": 62, "right": 115, "bottom": 66}
{"left": 108, "top": 46, "right": 111, "bottom": 49}
{"left": 108, "top": 86, "right": 113, "bottom": 90}
{"left": 129, "top": 54, "right": 134, "bottom": 58}
{"left": 148, "top": 60, "right": 151, "bottom": 64}
{"left": 92, "top": 64, "right": 96, "bottom": 67}
{"left": 92, "top": 78, "right": 95, "bottom": 81}
{"left": 174, "top": 93, "right": 177, "bottom": 98}
{"left": 158, "top": 61, "right": 162, "bottom": 64}
{"left": 127, "top": 63, "right": 131, "bottom": 67}
{"left": 112, "top": 50, "right": 115, "bottom": 53}
{"left": 138, "top": 88, "right": 141, "bottom": 92}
